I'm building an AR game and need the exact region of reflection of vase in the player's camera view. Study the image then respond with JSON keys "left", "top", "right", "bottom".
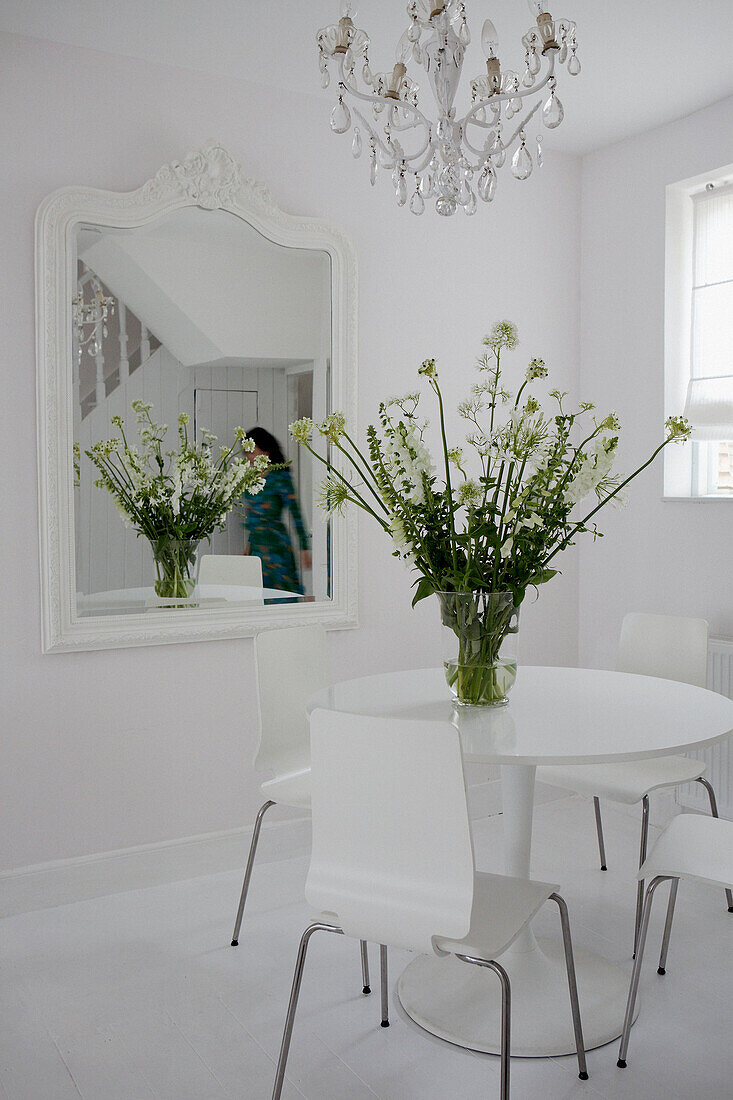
{"left": 438, "top": 590, "right": 520, "bottom": 707}
{"left": 150, "top": 538, "right": 198, "bottom": 599}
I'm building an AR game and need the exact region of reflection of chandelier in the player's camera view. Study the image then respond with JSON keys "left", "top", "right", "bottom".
{"left": 316, "top": 0, "right": 580, "bottom": 216}
{"left": 72, "top": 277, "right": 115, "bottom": 364}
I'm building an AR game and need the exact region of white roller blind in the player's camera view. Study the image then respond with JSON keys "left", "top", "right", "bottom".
{"left": 686, "top": 183, "right": 733, "bottom": 439}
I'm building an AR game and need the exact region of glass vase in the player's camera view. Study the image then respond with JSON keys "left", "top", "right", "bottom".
{"left": 438, "top": 590, "right": 520, "bottom": 707}
{"left": 150, "top": 537, "right": 198, "bottom": 599}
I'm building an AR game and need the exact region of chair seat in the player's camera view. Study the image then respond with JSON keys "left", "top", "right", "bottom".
{"left": 434, "top": 871, "right": 558, "bottom": 960}
{"left": 639, "top": 813, "right": 733, "bottom": 890}
{"left": 538, "top": 755, "right": 706, "bottom": 805}
{"left": 261, "top": 768, "right": 311, "bottom": 809}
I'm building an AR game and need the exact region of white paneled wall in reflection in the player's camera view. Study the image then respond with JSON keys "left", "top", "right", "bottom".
{"left": 677, "top": 638, "right": 733, "bottom": 817}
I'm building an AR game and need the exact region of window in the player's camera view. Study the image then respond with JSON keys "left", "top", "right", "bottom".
{"left": 665, "top": 167, "right": 733, "bottom": 497}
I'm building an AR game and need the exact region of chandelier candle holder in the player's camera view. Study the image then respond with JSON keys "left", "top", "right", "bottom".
{"left": 316, "top": 0, "right": 580, "bottom": 216}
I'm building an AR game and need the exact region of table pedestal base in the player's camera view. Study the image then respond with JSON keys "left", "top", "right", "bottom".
{"left": 397, "top": 938, "right": 637, "bottom": 1057}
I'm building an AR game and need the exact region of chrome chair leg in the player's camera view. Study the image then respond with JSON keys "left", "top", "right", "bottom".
{"left": 550, "top": 893, "right": 589, "bottom": 1081}
{"left": 696, "top": 777, "right": 733, "bottom": 911}
{"left": 657, "top": 878, "right": 679, "bottom": 975}
{"left": 617, "top": 875, "right": 674, "bottom": 1068}
{"left": 231, "top": 800, "right": 275, "bottom": 946}
{"left": 456, "top": 954, "right": 511, "bottom": 1100}
{"left": 272, "top": 922, "right": 344, "bottom": 1100}
{"left": 360, "top": 939, "right": 371, "bottom": 994}
{"left": 593, "top": 797, "right": 607, "bottom": 871}
{"left": 633, "top": 795, "right": 650, "bottom": 958}
{"left": 380, "top": 944, "right": 389, "bottom": 1027}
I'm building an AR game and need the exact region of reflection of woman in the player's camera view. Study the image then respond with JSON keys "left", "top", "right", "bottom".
{"left": 242, "top": 428, "right": 311, "bottom": 594}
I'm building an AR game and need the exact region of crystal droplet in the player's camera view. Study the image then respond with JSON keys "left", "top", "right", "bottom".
{"left": 505, "top": 101, "right": 515, "bottom": 119}
{"left": 370, "top": 156, "right": 378, "bottom": 186}
{"left": 419, "top": 171, "right": 435, "bottom": 198}
{"left": 457, "top": 20, "right": 470, "bottom": 46}
{"left": 437, "top": 116, "right": 452, "bottom": 142}
{"left": 536, "top": 134, "right": 543, "bottom": 167}
{"left": 352, "top": 128, "right": 362, "bottom": 158}
{"left": 522, "top": 66, "right": 535, "bottom": 87}
{"left": 568, "top": 52, "right": 581, "bottom": 76}
{"left": 435, "top": 195, "right": 457, "bottom": 217}
{"left": 321, "top": 68, "right": 331, "bottom": 89}
{"left": 457, "top": 178, "right": 471, "bottom": 206}
{"left": 412, "top": 43, "right": 422, "bottom": 63}
{"left": 410, "top": 189, "right": 425, "bottom": 215}
{"left": 542, "top": 92, "right": 564, "bottom": 129}
{"left": 330, "top": 99, "right": 351, "bottom": 133}
{"left": 510, "top": 96, "right": 522, "bottom": 112}
{"left": 529, "top": 49, "right": 541, "bottom": 75}
{"left": 478, "top": 164, "right": 496, "bottom": 201}
{"left": 558, "top": 42, "right": 568, "bottom": 64}
{"left": 362, "top": 61, "right": 372, "bottom": 84}
{"left": 464, "top": 187, "right": 477, "bottom": 215}
{"left": 395, "top": 175, "right": 407, "bottom": 206}
{"left": 408, "top": 20, "right": 420, "bottom": 42}
{"left": 511, "top": 142, "right": 533, "bottom": 181}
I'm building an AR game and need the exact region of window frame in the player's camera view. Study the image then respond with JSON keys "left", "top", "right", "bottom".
{"left": 664, "top": 163, "right": 733, "bottom": 500}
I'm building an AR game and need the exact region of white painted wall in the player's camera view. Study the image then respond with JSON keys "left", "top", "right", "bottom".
{"left": 0, "top": 32, "right": 580, "bottom": 873}
{"left": 578, "top": 95, "right": 733, "bottom": 672}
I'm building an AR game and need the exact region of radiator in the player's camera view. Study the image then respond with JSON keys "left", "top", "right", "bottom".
{"left": 677, "top": 638, "right": 733, "bottom": 817}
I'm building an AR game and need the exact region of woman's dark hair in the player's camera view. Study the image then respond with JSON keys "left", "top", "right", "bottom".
{"left": 246, "top": 427, "right": 286, "bottom": 465}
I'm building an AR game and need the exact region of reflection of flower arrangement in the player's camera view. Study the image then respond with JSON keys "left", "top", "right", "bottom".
{"left": 85, "top": 401, "right": 270, "bottom": 597}
{"left": 290, "top": 320, "right": 691, "bottom": 610}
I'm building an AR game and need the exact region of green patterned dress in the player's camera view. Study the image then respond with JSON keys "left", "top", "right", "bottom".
{"left": 242, "top": 468, "right": 309, "bottom": 595}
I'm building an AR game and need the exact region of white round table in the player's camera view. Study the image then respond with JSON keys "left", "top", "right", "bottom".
{"left": 308, "top": 665, "right": 733, "bottom": 1056}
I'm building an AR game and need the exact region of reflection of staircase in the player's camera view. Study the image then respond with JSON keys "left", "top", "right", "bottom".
{"left": 76, "top": 264, "right": 162, "bottom": 419}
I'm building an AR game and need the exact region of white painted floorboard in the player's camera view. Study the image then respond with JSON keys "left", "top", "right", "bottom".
{"left": 2, "top": 796, "right": 732, "bottom": 1099}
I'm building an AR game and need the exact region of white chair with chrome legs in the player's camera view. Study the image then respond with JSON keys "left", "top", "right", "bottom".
{"left": 271, "top": 710, "right": 589, "bottom": 1100}
{"left": 617, "top": 812, "right": 733, "bottom": 1069}
{"left": 230, "top": 625, "right": 372, "bottom": 996}
{"left": 538, "top": 612, "right": 731, "bottom": 955}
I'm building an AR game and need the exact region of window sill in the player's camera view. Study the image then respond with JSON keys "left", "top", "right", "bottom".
{"left": 663, "top": 495, "right": 733, "bottom": 502}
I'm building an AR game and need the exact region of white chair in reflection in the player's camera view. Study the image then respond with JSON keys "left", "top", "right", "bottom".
{"left": 271, "top": 710, "right": 589, "bottom": 1100}
{"left": 538, "top": 612, "right": 731, "bottom": 956}
{"left": 617, "top": 813, "right": 733, "bottom": 1069}
{"left": 198, "top": 553, "right": 262, "bottom": 587}
{"left": 230, "top": 625, "right": 372, "bottom": 995}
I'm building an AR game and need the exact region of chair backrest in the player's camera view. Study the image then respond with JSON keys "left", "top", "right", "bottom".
{"left": 306, "top": 709, "right": 475, "bottom": 955}
{"left": 198, "top": 554, "right": 263, "bottom": 588}
{"left": 254, "top": 625, "right": 331, "bottom": 776}
{"left": 616, "top": 612, "right": 708, "bottom": 688}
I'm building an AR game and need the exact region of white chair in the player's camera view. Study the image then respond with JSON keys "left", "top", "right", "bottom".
{"left": 198, "top": 553, "right": 263, "bottom": 588}
{"left": 617, "top": 813, "right": 733, "bottom": 1068}
{"left": 271, "top": 710, "right": 589, "bottom": 1100}
{"left": 230, "top": 625, "right": 372, "bottom": 995}
{"left": 537, "top": 612, "right": 731, "bottom": 954}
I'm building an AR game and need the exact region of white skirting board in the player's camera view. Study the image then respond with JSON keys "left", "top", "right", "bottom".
{"left": 1, "top": 778, "right": 554, "bottom": 918}
{"left": 0, "top": 814, "right": 312, "bottom": 919}
{"left": 677, "top": 637, "right": 733, "bottom": 819}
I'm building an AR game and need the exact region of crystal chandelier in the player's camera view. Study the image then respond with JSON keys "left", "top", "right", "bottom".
{"left": 72, "top": 277, "right": 115, "bottom": 365}
{"left": 316, "top": 0, "right": 580, "bottom": 216}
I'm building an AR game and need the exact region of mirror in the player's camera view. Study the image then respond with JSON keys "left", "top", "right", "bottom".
{"left": 37, "top": 143, "right": 357, "bottom": 651}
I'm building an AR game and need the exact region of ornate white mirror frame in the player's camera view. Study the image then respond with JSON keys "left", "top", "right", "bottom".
{"left": 36, "top": 142, "right": 358, "bottom": 652}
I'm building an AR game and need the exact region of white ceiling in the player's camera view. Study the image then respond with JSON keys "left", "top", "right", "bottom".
{"left": 3, "top": 0, "right": 733, "bottom": 155}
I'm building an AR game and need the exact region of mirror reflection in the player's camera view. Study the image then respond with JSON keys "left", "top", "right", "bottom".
{"left": 72, "top": 207, "right": 332, "bottom": 616}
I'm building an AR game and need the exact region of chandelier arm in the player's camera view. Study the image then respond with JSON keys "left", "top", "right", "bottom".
{"left": 388, "top": 106, "right": 433, "bottom": 163}
{"left": 502, "top": 99, "right": 543, "bottom": 153}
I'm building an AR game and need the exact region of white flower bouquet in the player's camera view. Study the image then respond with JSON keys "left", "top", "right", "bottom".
{"left": 86, "top": 401, "right": 270, "bottom": 598}
{"left": 290, "top": 321, "right": 690, "bottom": 705}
